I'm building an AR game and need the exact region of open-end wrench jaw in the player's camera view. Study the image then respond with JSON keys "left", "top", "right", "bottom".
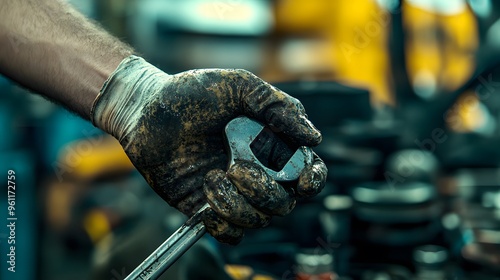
{"left": 225, "top": 116, "right": 314, "bottom": 182}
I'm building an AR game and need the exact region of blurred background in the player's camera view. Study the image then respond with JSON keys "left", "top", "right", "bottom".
{"left": 1, "top": 0, "right": 500, "bottom": 279}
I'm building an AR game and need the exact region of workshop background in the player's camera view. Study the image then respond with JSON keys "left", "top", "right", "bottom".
{"left": 1, "top": 0, "right": 500, "bottom": 279}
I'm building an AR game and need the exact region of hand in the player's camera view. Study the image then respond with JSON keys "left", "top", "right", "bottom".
{"left": 91, "top": 56, "right": 328, "bottom": 244}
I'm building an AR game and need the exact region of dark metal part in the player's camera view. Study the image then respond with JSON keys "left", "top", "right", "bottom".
{"left": 125, "top": 116, "right": 313, "bottom": 280}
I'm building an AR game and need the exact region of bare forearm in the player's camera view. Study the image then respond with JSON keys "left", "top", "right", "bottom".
{"left": 0, "top": 0, "right": 133, "bottom": 119}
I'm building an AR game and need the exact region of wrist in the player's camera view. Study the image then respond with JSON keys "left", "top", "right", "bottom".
{"left": 80, "top": 53, "right": 129, "bottom": 119}
{"left": 91, "top": 56, "right": 170, "bottom": 141}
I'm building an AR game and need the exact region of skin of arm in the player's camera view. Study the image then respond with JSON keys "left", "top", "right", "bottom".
{"left": 0, "top": 0, "right": 133, "bottom": 119}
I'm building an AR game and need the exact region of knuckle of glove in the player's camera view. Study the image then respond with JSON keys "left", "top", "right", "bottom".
{"left": 190, "top": 68, "right": 260, "bottom": 89}
{"left": 227, "top": 161, "right": 296, "bottom": 216}
{"left": 231, "top": 69, "right": 261, "bottom": 83}
{"left": 297, "top": 155, "right": 328, "bottom": 197}
{"left": 203, "top": 169, "right": 271, "bottom": 228}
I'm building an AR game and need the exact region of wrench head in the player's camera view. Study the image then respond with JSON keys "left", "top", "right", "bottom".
{"left": 225, "top": 116, "right": 313, "bottom": 181}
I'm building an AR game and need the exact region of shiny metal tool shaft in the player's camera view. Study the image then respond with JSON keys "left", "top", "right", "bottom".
{"left": 124, "top": 204, "right": 209, "bottom": 280}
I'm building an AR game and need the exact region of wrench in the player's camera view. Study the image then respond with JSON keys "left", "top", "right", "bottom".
{"left": 125, "top": 116, "right": 313, "bottom": 280}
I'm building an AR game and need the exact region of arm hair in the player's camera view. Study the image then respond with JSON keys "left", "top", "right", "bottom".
{"left": 0, "top": 0, "right": 134, "bottom": 119}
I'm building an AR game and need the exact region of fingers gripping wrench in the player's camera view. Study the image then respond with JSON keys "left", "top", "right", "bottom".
{"left": 125, "top": 116, "right": 314, "bottom": 280}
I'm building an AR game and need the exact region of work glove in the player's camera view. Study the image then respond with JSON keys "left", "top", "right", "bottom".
{"left": 91, "top": 56, "right": 328, "bottom": 244}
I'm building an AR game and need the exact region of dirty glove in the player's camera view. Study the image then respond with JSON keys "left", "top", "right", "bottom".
{"left": 91, "top": 56, "right": 328, "bottom": 244}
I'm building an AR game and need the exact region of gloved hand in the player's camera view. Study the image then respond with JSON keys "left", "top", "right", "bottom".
{"left": 91, "top": 56, "right": 328, "bottom": 244}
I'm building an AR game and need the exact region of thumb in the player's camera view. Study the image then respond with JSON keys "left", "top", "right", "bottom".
{"left": 238, "top": 71, "right": 322, "bottom": 146}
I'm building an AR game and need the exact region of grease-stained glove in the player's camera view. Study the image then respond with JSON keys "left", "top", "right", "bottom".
{"left": 91, "top": 56, "right": 328, "bottom": 244}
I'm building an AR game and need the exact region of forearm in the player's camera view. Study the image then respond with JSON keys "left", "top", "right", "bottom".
{"left": 0, "top": 0, "right": 133, "bottom": 119}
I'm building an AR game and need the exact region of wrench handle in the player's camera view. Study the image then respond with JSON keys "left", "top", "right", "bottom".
{"left": 125, "top": 205, "right": 209, "bottom": 280}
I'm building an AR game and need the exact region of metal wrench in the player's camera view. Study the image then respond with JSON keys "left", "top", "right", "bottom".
{"left": 125, "top": 116, "right": 313, "bottom": 280}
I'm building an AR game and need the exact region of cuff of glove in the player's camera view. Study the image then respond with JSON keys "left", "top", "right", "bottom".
{"left": 90, "top": 55, "right": 170, "bottom": 142}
